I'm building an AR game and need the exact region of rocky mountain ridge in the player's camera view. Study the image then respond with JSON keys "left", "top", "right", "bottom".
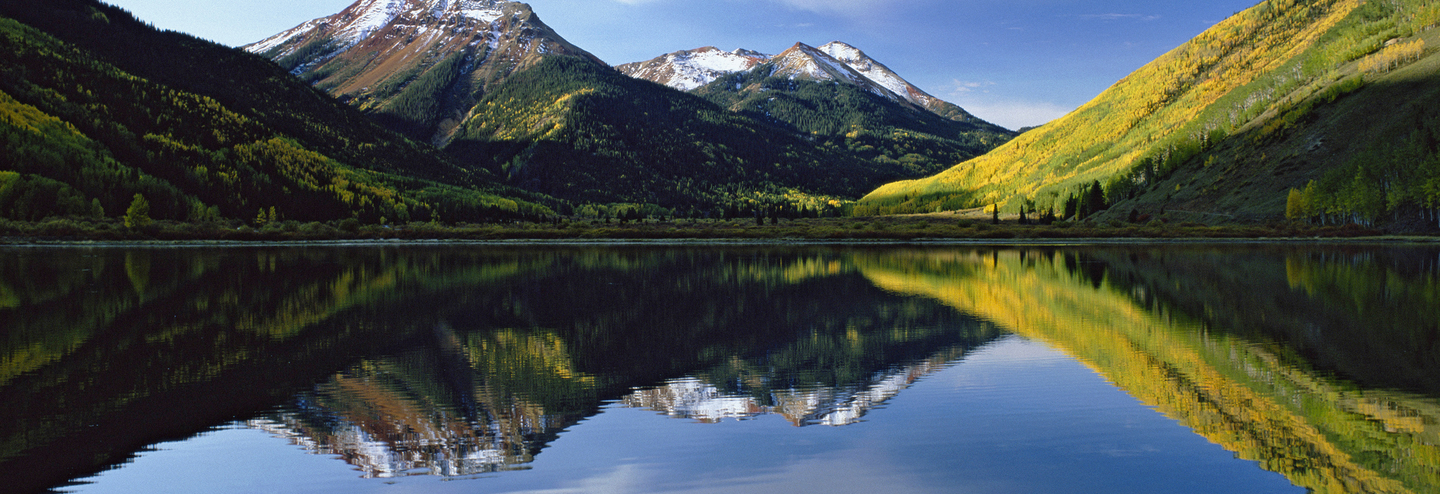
{"left": 620, "top": 41, "right": 983, "bottom": 123}
{"left": 245, "top": 0, "right": 602, "bottom": 145}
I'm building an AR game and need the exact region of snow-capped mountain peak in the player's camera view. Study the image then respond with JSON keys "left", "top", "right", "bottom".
{"left": 245, "top": 0, "right": 604, "bottom": 145}
{"left": 817, "top": 42, "right": 909, "bottom": 101}
{"left": 614, "top": 47, "right": 769, "bottom": 91}
{"left": 247, "top": 0, "right": 518, "bottom": 57}
{"left": 618, "top": 40, "right": 978, "bottom": 120}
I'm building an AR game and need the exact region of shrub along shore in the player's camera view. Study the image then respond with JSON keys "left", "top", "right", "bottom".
{"left": 3, "top": 215, "right": 1431, "bottom": 244}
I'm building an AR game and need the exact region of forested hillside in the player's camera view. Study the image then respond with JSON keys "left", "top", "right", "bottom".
{"left": 250, "top": 0, "right": 1011, "bottom": 218}
{"left": 448, "top": 56, "right": 914, "bottom": 217}
{"left": 0, "top": 0, "right": 554, "bottom": 226}
{"left": 859, "top": 0, "right": 1440, "bottom": 230}
{"left": 694, "top": 66, "right": 1013, "bottom": 178}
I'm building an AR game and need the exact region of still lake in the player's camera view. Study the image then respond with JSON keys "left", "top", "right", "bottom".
{"left": 2, "top": 244, "right": 1437, "bottom": 493}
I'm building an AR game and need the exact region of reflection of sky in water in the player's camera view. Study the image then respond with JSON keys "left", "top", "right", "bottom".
{"left": 68, "top": 336, "right": 1299, "bottom": 494}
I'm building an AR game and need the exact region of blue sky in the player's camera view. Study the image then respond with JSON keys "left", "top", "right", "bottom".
{"left": 105, "top": 0, "right": 1260, "bottom": 130}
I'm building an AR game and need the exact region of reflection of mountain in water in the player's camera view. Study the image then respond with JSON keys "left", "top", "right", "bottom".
{"left": 241, "top": 278, "right": 995, "bottom": 478}
{"left": 249, "top": 366, "right": 559, "bottom": 478}
{"left": 3, "top": 247, "right": 991, "bottom": 484}
{"left": 11, "top": 245, "right": 1433, "bottom": 492}
{"left": 625, "top": 347, "right": 960, "bottom": 426}
{"left": 853, "top": 247, "right": 1440, "bottom": 494}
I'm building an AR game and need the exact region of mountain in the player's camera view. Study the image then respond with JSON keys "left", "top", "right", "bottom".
{"left": 815, "top": 42, "right": 981, "bottom": 122}
{"left": 858, "top": 0, "right": 1440, "bottom": 230}
{"left": 614, "top": 46, "right": 769, "bottom": 91}
{"left": 245, "top": 0, "right": 603, "bottom": 146}
{"left": 620, "top": 41, "right": 988, "bottom": 124}
{"left": 0, "top": 0, "right": 555, "bottom": 226}
{"left": 251, "top": 0, "right": 980, "bottom": 213}
{"left": 681, "top": 42, "right": 1014, "bottom": 178}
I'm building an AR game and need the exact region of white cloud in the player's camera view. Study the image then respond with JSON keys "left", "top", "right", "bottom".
{"left": 952, "top": 79, "right": 994, "bottom": 93}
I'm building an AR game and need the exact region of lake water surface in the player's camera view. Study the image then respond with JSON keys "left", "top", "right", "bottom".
{"left": 2, "top": 244, "right": 1437, "bottom": 493}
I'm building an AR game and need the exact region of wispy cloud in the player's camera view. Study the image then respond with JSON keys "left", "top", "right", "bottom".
{"left": 952, "top": 80, "right": 995, "bottom": 93}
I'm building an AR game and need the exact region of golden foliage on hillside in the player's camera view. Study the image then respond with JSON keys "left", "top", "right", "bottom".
{"left": 859, "top": 0, "right": 1440, "bottom": 218}
{"left": 1360, "top": 39, "right": 1426, "bottom": 73}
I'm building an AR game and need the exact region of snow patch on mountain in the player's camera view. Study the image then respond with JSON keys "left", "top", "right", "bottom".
{"left": 616, "top": 47, "right": 768, "bottom": 91}
{"left": 621, "top": 41, "right": 936, "bottom": 109}
{"left": 819, "top": 42, "right": 910, "bottom": 103}
{"left": 246, "top": 19, "right": 323, "bottom": 55}
{"left": 338, "top": 0, "right": 407, "bottom": 45}
{"left": 245, "top": 0, "right": 510, "bottom": 57}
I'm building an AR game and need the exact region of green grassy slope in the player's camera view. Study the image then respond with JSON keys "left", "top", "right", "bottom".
{"left": 0, "top": 0, "right": 555, "bottom": 224}
{"left": 858, "top": 0, "right": 1440, "bottom": 229}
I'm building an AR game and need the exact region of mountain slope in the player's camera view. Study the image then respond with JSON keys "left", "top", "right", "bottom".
{"left": 252, "top": 0, "right": 965, "bottom": 212}
{"left": 246, "top": 0, "right": 604, "bottom": 146}
{"left": 620, "top": 41, "right": 990, "bottom": 124}
{"left": 689, "top": 42, "right": 1014, "bottom": 177}
{"left": 0, "top": 0, "right": 554, "bottom": 224}
{"left": 444, "top": 56, "right": 907, "bottom": 211}
{"left": 858, "top": 0, "right": 1440, "bottom": 229}
{"left": 815, "top": 42, "right": 981, "bottom": 122}
{"left": 614, "top": 47, "right": 768, "bottom": 91}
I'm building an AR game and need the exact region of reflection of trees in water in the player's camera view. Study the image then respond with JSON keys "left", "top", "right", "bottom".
{"left": 245, "top": 249, "right": 999, "bottom": 478}
{"left": 0, "top": 247, "right": 546, "bottom": 492}
{"left": 9, "top": 245, "right": 1435, "bottom": 492}
{"left": 852, "top": 247, "right": 1440, "bottom": 494}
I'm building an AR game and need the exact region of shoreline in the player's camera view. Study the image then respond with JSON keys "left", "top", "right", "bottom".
{"left": 4, "top": 236, "right": 1439, "bottom": 248}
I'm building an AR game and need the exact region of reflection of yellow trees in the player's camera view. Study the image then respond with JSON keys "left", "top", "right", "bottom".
{"left": 123, "top": 251, "right": 150, "bottom": 295}
{"left": 854, "top": 249, "right": 1437, "bottom": 493}
{"left": 229, "top": 253, "right": 537, "bottom": 341}
{"left": 461, "top": 328, "right": 597, "bottom": 389}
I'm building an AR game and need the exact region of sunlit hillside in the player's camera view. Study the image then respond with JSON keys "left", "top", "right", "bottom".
{"left": 859, "top": 0, "right": 1440, "bottom": 227}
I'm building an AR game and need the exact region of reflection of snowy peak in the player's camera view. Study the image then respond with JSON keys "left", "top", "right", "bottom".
{"left": 615, "top": 47, "right": 769, "bottom": 91}
{"left": 620, "top": 41, "right": 978, "bottom": 121}
{"left": 622, "top": 355, "right": 953, "bottom": 427}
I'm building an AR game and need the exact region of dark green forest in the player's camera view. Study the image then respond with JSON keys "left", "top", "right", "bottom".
{"left": 448, "top": 56, "right": 917, "bottom": 218}
{"left": 0, "top": 0, "right": 556, "bottom": 226}
{"left": 694, "top": 67, "right": 1013, "bottom": 178}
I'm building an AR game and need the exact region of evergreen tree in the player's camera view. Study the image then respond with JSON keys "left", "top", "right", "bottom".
{"left": 1084, "top": 180, "right": 1107, "bottom": 219}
